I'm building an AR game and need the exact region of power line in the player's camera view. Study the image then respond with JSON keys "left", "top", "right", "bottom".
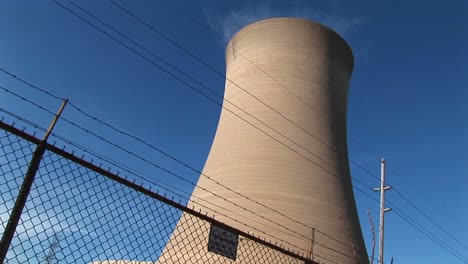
{"left": 379, "top": 169, "right": 468, "bottom": 252}
{"left": 157, "top": 0, "right": 386, "bottom": 188}
{"left": 67, "top": 2, "right": 389, "bottom": 226}
{"left": 393, "top": 187, "right": 468, "bottom": 250}
{"left": 106, "top": 0, "right": 350, "bottom": 167}
{"left": 0, "top": 106, "right": 312, "bottom": 254}
{"left": 3, "top": 2, "right": 464, "bottom": 260}
{"left": 0, "top": 101, "right": 358, "bottom": 263}
{"left": 0, "top": 109, "right": 316, "bottom": 256}
{"left": 159, "top": 0, "right": 333, "bottom": 121}
{"left": 348, "top": 139, "right": 468, "bottom": 251}
{"left": 62, "top": 0, "right": 351, "bottom": 188}
{"left": 0, "top": 85, "right": 357, "bottom": 258}
{"left": 106, "top": 2, "right": 396, "bottom": 226}
{"left": 108, "top": 0, "right": 337, "bottom": 149}
{"left": 100, "top": 0, "right": 397, "bottom": 210}
{"left": 106, "top": 2, "right": 468, "bottom": 258}
{"left": 3, "top": 56, "right": 464, "bottom": 264}
{"left": 37, "top": 0, "right": 371, "bottom": 252}
{"left": 3, "top": 2, "right": 462, "bottom": 260}
{"left": 6, "top": 1, "right": 462, "bottom": 256}
{"left": 13, "top": 2, "right": 464, "bottom": 260}
{"left": 386, "top": 200, "right": 468, "bottom": 263}
{"left": 360, "top": 179, "right": 468, "bottom": 263}
{"left": 113, "top": 0, "right": 388, "bottom": 187}
{"left": 0, "top": 62, "right": 362, "bottom": 252}
{"left": 73, "top": 0, "right": 468, "bottom": 262}
{"left": 54, "top": 0, "right": 377, "bottom": 212}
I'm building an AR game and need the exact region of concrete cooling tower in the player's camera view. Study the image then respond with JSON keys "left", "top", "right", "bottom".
{"left": 160, "top": 17, "right": 368, "bottom": 264}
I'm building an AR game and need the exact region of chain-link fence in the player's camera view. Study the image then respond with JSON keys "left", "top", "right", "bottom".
{"left": 0, "top": 120, "right": 315, "bottom": 264}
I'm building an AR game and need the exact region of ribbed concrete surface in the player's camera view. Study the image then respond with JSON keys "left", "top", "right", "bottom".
{"left": 156, "top": 17, "right": 369, "bottom": 264}
{"left": 98, "top": 17, "right": 369, "bottom": 264}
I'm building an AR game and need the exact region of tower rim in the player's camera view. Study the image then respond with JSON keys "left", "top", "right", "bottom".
{"left": 226, "top": 16, "right": 354, "bottom": 71}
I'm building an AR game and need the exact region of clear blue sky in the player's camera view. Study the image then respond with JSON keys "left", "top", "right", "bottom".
{"left": 1, "top": 0, "right": 467, "bottom": 263}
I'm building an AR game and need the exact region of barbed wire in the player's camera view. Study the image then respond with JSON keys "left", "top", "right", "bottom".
{"left": 0, "top": 87, "right": 357, "bottom": 259}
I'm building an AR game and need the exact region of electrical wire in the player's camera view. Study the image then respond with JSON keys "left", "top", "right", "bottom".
{"left": 137, "top": 1, "right": 468, "bottom": 256}
{"left": 107, "top": 4, "right": 452, "bottom": 261}
{"left": 0, "top": 108, "right": 312, "bottom": 255}
{"left": 0, "top": 105, "right": 363, "bottom": 261}
{"left": 159, "top": 0, "right": 334, "bottom": 122}
{"left": 392, "top": 187, "right": 468, "bottom": 250}
{"left": 0, "top": 64, "right": 363, "bottom": 254}
{"left": 3, "top": 60, "right": 463, "bottom": 263}
{"left": 10, "top": 0, "right": 367, "bottom": 253}
{"left": 108, "top": 0, "right": 392, "bottom": 188}
{"left": 67, "top": 0, "right": 384, "bottom": 200}
{"left": 108, "top": 0, "right": 337, "bottom": 148}
{"left": 108, "top": 0, "right": 468, "bottom": 256}
{"left": 348, "top": 134, "right": 468, "bottom": 251}
{"left": 0, "top": 85, "right": 359, "bottom": 260}
{"left": 385, "top": 199, "right": 468, "bottom": 263}
{"left": 64, "top": 0, "right": 349, "bottom": 182}
{"left": 7, "top": 2, "right": 464, "bottom": 260}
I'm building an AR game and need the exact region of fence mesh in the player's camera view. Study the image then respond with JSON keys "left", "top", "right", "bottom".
{"left": 0, "top": 122, "right": 311, "bottom": 264}
{"left": 0, "top": 128, "right": 36, "bottom": 244}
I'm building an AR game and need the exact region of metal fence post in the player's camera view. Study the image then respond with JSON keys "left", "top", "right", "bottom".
{"left": 0, "top": 99, "right": 67, "bottom": 263}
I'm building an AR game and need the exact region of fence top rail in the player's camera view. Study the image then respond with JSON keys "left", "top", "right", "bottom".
{"left": 0, "top": 119, "right": 316, "bottom": 263}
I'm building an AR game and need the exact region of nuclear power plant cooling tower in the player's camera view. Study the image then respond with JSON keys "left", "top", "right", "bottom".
{"left": 158, "top": 17, "right": 369, "bottom": 264}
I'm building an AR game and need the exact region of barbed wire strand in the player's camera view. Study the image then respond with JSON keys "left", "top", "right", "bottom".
{"left": 0, "top": 87, "right": 357, "bottom": 259}
{"left": 0, "top": 106, "right": 361, "bottom": 261}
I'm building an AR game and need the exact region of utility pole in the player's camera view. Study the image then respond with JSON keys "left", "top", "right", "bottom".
{"left": 373, "top": 158, "right": 392, "bottom": 264}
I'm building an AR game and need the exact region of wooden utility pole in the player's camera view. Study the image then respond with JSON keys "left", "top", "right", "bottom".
{"left": 373, "top": 158, "right": 392, "bottom": 264}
